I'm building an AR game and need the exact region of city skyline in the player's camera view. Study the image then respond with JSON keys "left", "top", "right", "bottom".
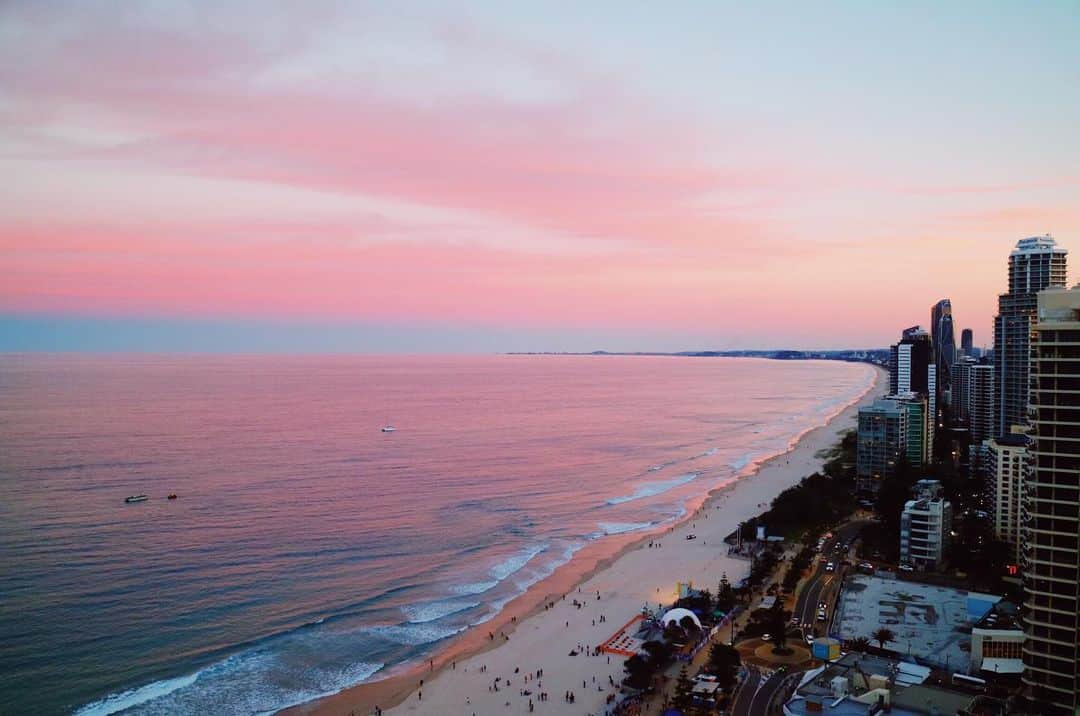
{"left": 3, "top": 3, "right": 1079, "bottom": 352}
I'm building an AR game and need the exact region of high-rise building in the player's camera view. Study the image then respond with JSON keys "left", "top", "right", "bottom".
{"left": 899, "top": 479, "right": 952, "bottom": 571}
{"left": 932, "top": 299, "right": 956, "bottom": 403}
{"left": 951, "top": 355, "right": 977, "bottom": 424}
{"left": 856, "top": 398, "right": 907, "bottom": 494}
{"left": 994, "top": 235, "right": 1067, "bottom": 438}
{"left": 961, "top": 328, "right": 974, "bottom": 357}
{"left": 889, "top": 326, "right": 937, "bottom": 433}
{"left": 887, "top": 391, "right": 929, "bottom": 467}
{"left": 968, "top": 361, "right": 996, "bottom": 478}
{"left": 985, "top": 432, "right": 1028, "bottom": 563}
{"left": 1021, "top": 284, "right": 1080, "bottom": 711}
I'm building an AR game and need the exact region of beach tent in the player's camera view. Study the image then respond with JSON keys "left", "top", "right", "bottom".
{"left": 659, "top": 608, "right": 702, "bottom": 630}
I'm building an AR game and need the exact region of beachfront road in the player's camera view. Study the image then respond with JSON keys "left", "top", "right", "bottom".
{"left": 747, "top": 670, "right": 788, "bottom": 716}
{"left": 793, "top": 520, "right": 870, "bottom": 633}
{"left": 730, "top": 666, "right": 761, "bottom": 715}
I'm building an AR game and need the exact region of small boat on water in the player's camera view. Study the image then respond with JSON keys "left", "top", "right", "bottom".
{"left": 381, "top": 425, "right": 396, "bottom": 433}
{"left": 124, "top": 495, "right": 149, "bottom": 504}
{"left": 167, "top": 494, "right": 178, "bottom": 500}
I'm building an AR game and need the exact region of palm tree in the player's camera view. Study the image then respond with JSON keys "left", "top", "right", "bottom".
{"left": 871, "top": 628, "right": 895, "bottom": 650}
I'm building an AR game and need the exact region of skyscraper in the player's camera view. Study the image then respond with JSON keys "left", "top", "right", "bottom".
{"left": 961, "top": 328, "right": 974, "bottom": 357}
{"left": 1022, "top": 284, "right": 1080, "bottom": 711}
{"left": 994, "top": 235, "right": 1067, "bottom": 438}
{"left": 888, "top": 326, "right": 936, "bottom": 441}
{"left": 931, "top": 299, "right": 956, "bottom": 404}
{"left": 856, "top": 398, "right": 908, "bottom": 494}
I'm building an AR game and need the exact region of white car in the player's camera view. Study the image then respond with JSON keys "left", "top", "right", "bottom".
{"left": 899, "top": 563, "right": 914, "bottom": 572}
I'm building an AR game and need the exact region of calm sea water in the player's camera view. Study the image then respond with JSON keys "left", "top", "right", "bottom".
{"left": 0, "top": 355, "right": 873, "bottom": 714}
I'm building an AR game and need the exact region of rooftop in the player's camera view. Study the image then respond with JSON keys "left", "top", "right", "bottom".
{"left": 832, "top": 575, "right": 971, "bottom": 672}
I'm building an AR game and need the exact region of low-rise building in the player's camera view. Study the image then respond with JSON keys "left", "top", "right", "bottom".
{"left": 899, "top": 479, "right": 952, "bottom": 570}
{"left": 970, "top": 601, "right": 1023, "bottom": 679}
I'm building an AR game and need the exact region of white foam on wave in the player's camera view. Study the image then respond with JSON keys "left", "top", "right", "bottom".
{"left": 365, "top": 621, "right": 467, "bottom": 646}
{"left": 730, "top": 453, "right": 754, "bottom": 472}
{"left": 606, "top": 472, "right": 698, "bottom": 505}
{"left": 450, "top": 580, "right": 499, "bottom": 596}
{"left": 488, "top": 543, "right": 547, "bottom": 581}
{"left": 595, "top": 521, "right": 653, "bottom": 536}
{"left": 694, "top": 447, "right": 720, "bottom": 458}
{"left": 77, "top": 651, "right": 386, "bottom": 716}
{"left": 402, "top": 599, "right": 480, "bottom": 624}
{"left": 75, "top": 672, "right": 199, "bottom": 716}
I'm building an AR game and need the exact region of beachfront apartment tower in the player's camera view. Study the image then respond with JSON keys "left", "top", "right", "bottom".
{"left": 1022, "top": 284, "right": 1080, "bottom": 712}
{"left": 856, "top": 398, "right": 908, "bottom": 494}
{"left": 887, "top": 391, "right": 929, "bottom": 467}
{"left": 899, "top": 479, "right": 952, "bottom": 571}
{"left": 889, "top": 326, "right": 937, "bottom": 437}
{"left": 994, "top": 235, "right": 1067, "bottom": 439}
{"left": 985, "top": 432, "right": 1029, "bottom": 564}
{"left": 932, "top": 299, "right": 956, "bottom": 404}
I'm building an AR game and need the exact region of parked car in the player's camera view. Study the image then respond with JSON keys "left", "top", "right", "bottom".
{"left": 899, "top": 563, "right": 915, "bottom": 572}
{"left": 825, "top": 562, "right": 835, "bottom": 572}
{"left": 805, "top": 633, "right": 815, "bottom": 645}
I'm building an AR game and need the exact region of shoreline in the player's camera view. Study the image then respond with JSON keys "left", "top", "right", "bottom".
{"left": 287, "top": 362, "right": 886, "bottom": 716}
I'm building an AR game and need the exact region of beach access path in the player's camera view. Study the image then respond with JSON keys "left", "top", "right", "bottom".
{"left": 298, "top": 365, "right": 886, "bottom": 716}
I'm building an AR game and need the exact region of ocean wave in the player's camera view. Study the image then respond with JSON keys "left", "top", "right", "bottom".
{"left": 449, "top": 580, "right": 499, "bottom": 596}
{"left": 729, "top": 453, "right": 754, "bottom": 472}
{"left": 77, "top": 648, "right": 385, "bottom": 716}
{"left": 365, "top": 622, "right": 467, "bottom": 646}
{"left": 488, "top": 543, "right": 547, "bottom": 581}
{"left": 647, "top": 459, "right": 678, "bottom": 472}
{"left": 75, "top": 672, "right": 199, "bottom": 716}
{"left": 595, "top": 521, "right": 653, "bottom": 536}
{"left": 402, "top": 599, "right": 481, "bottom": 624}
{"left": 606, "top": 472, "right": 698, "bottom": 505}
{"left": 693, "top": 447, "right": 720, "bottom": 459}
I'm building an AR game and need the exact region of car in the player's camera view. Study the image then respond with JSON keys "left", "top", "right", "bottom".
{"left": 859, "top": 562, "right": 874, "bottom": 571}
{"left": 825, "top": 562, "right": 835, "bottom": 572}
{"left": 761, "top": 633, "right": 771, "bottom": 641}
{"left": 819, "top": 601, "right": 828, "bottom": 610}
{"left": 805, "top": 633, "right": 815, "bottom": 645}
{"left": 817, "top": 611, "right": 827, "bottom": 622}
{"left": 899, "top": 563, "right": 915, "bottom": 572}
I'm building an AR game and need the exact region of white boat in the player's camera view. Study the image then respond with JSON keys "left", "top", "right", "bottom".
{"left": 381, "top": 425, "right": 396, "bottom": 433}
{"left": 124, "top": 494, "right": 149, "bottom": 503}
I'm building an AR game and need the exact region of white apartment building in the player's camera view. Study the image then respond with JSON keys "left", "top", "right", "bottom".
{"left": 899, "top": 479, "right": 952, "bottom": 571}
{"left": 984, "top": 432, "right": 1028, "bottom": 564}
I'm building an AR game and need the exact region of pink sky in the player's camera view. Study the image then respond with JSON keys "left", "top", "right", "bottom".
{"left": 2, "top": 3, "right": 1079, "bottom": 350}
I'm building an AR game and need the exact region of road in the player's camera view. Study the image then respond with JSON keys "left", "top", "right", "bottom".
{"left": 747, "top": 670, "right": 787, "bottom": 716}
{"left": 792, "top": 521, "right": 870, "bottom": 636}
{"left": 730, "top": 666, "right": 761, "bottom": 715}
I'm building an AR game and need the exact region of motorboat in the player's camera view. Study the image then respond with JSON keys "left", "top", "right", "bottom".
{"left": 124, "top": 495, "right": 149, "bottom": 503}
{"left": 381, "top": 425, "right": 396, "bottom": 433}
{"left": 167, "top": 494, "right": 178, "bottom": 500}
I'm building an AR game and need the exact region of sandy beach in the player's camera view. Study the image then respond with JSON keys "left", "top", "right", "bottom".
{"left": 290, "top": 363, "right": 886, "bottom": 716}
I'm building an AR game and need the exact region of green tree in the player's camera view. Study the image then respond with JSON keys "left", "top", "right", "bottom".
{"left": 764, "top": 602, "right": 791, "bottom": 652}
{"left": 715, "top": 574, "right": 736, "bottom": 614}
{"left": 708, "top": 642, "right": 741, "bottom": 690}
{"left": 871, "top": 628, "right": 895, "bottom": 650}
{"left": 622, "top": 654, "right": 652, "bottom": 690}
{"left": 673, "top": 666, "right": 694, "bottom": 710}
{"left": 849, "top": 636, "right": 871, "bottom": 652}
{"left": 680, "top": 615, "right": 701, "bottom": 636}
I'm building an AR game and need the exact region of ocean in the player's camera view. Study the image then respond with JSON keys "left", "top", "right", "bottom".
{"left": 0, "top": 354, "right": 873, "bottom": 714}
